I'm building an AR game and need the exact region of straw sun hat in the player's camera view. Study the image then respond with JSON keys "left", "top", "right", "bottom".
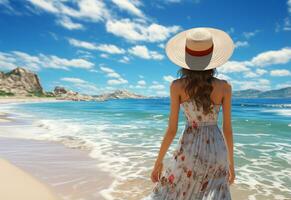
{"left": 165, "top": 27, "right": 234, "bottom": 71}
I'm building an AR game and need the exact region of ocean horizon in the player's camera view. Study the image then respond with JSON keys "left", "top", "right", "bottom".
{"left": 1, "top": 97, "right": 290, "bottom": 200}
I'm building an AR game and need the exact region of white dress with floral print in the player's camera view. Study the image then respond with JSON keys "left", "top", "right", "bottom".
{"left": 142, "top": 99, "right": 231, "bottom": 200}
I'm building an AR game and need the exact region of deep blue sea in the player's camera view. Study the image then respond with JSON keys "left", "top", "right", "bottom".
{"left": 1, "top": 98, "right": 291, "bottom": 200}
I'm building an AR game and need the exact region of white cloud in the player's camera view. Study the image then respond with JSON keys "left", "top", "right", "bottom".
{"left": 243, "top": 69, "right": 268, "bottom": 78}
{"left": 27, "top": 0, "right": 110, "bottom": 31}
{"left": 155, "top": 90, "right": 168, "bottom": 97}
{"left": 0, "top": 0, "right": 14, "bottom": 11}
{"left": 68, "top": 38, "right": 125, "bottom": 54}
{"left": 28, "top": 0, "right": 109, "bottom": 22}
{"left": 28, "top": 0, "right": 59, "bottom": 13}
{"left": 256, "top": 69, "right": 268, "bottom": 75}
{"left": 275, "top": 81, "right": 291, "bottom": 89}
{"left": 106, "top": 18, "right": 180, "bottom": 42}
{"left": 68, "top": 38, "right": 96, "bottom": 50}
{"left": 163, "top": 75, "right": 175, "bottom": 83}
{"left": 231, "top": 79, "right": 271, "bottom": 91}
{"left": 158, "top": 43, "right": 165, "bottom": 49}
{"left": 270, "top": 69, "right": 291, "bottom": 76}
{"left": 111, "top": 0, "right": 144, "bottom": 18}
{"left": 137, "top": 80, "right": 146, "bottom": 85}
{"left": 242, "top": 30, "right": 260, "bottom": 39}
{"left": 283, "top": 17, "right": 291, "bottom": 31}
{"left": 164, "top": 0, "right": 201, "bottom": 3}
{"left": 149, "top": 84, "right": 165, "bottom": 90}
{"left": 57, "top": 16, "right": 84, "bottom": 30}
{"left": 107, "top": 78, "right": 128, "bottom": 85}
{"left": 100, "top": 66, "right": 128, "bottom": 85}
{"left": 218, "top": 61, "right": 250, "bottom": 73}
{"left": 119, "top": 56, "right": 130, "bottom": 63}
{"left": 0, "top": 50, "right": 94, "bottom": 71}
{"left": 250, "top": 47, "right": 291, "bottom": 67}
{"left": 100, "top": 53, "right": 109, "bottom": 58}
{"left": 275, "top": 17, "right": 291, "bottom": 32}
{"left": 227, "top": 27, "right": 235, "bottom": 34}
{"left": 149, "top": 81, "right": 165, "bottom": 90}
{"left": 41, "top": 54, "right": 94, "bottom": 70}
{"left": 288, "top": 0, "right": 291, "bottom": 13}
{"left": 61, "top": 77, "right": 87, "bottom": 84}
{"left": 128, "top": 45, "right": 164, "bottom": 60}
{"left": 96, "top": 44, "right": 126, "bottom": 54}
{"left": 243, "top": 71, "right": 259, "bottom": 78}
{"left": 234, "top": 41, "right": 249, "bottom": 48}
{"left": 219, "top": 47, "right": 291, "bottom": 76}
{"left": 61, "top": 77, "right": 100, "bottom": 94}
{"left": 100, "top": 66, "right": 120, "bottom": 78}
{"left": 0, "top": 53, "right": 18, "bottom": 70}
{"left": 214, "top": 73, "right": 232, "bottom": 81}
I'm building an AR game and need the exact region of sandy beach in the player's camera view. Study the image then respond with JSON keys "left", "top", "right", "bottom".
{"left": 0, "top": 98, "right": 113, "bottom": 200}
{"left": 0, "top": 138, "right": 248, "bottom": 200}
{"left": 0, "top": 158, "right": 59, "bottom": 200}
{"left": 1, "top": 97, "right": 289, "bottom": 200}
{"left": 0, "top": 97, "right": 62, "bottom": 104}
{"left": 0, "top": 137, "right": 113, "bottom": 200}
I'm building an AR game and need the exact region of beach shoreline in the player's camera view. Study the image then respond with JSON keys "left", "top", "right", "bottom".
{"left": 0, "top": 96, "right": 67, "bottom": 104}
{"left": 0, "top": 158, "right": 59, "bottom": 200}
{"left": 0, "top": 99, "right": 114, "bottom": 200}
{"left": 0, "top": 137, "right": 114, "bottom": 200}
{"left": 1, "top": 98, "right": 290, "bottom": 200}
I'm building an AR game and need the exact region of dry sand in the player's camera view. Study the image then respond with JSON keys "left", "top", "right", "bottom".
{"left": 0, "top": 159, "right": 59, "bottom": 200}
{"left": 0, "top": 97, "right": 63, "bottom": 104}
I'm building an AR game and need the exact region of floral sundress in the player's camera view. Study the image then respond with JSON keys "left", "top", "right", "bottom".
{"left": 142, "top": 99, "right": 231, "bottom": 200}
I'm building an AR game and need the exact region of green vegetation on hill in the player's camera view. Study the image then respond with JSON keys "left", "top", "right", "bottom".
{"left": 0, "top": 90, "right": 15, "bottom": 96}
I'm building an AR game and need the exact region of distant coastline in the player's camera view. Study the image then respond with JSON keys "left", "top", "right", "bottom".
{"left": 0, "top": 67, "right": 150, "bottom": 101}
{"left": 232, "top": 88, "right": 291, "bottom": 99}
{"left": 1, "top": 67, "right": 291, "bottom": 100}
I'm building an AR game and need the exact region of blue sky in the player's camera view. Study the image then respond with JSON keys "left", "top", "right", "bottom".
{"left": 0, "top": 0, "right": 290, "bottom": 96}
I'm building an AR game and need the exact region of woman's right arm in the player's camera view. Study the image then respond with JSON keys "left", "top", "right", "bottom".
{"left": 222, "top": 81, "right": 235, "bottom": 184}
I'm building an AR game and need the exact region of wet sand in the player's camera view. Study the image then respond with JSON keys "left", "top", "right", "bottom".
{"left": 0, "top": 137, "right": 113, "bottom": 200}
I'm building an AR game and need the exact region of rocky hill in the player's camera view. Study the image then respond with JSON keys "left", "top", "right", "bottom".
{"left": 233, "top": 87, "right": 291, "bottom": 98}
{"left": 93, "top": 89, "right": 145, "bottom": 100}
{"left": 0, "top": 67, "right": 147, "bottom": 101}
{"left": 53, "top": 86, "right": 94, "bottom": 101}
{"left": 0, "top": 67, "right": 44, "bottom": 96}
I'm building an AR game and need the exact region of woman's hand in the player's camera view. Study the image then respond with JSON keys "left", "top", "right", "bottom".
{"left": 228, "top": 165, "right": 236, "bottom": 185}
{"left": 151, "top": 161, "right": 163, "bottom": 183}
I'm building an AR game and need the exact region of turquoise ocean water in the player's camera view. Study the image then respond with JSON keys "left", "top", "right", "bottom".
{"left": 1, "top": 98, "right": 291, "bottom": 200}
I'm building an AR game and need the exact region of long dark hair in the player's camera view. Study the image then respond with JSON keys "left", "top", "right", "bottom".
{"left": 177, "top": 68, "right": 217, "bottom": 115}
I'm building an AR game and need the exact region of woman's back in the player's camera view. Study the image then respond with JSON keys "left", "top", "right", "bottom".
{"left": 144, "top": 27, "right": 235, "bottom": 200}
{"left": 179, "top": 77, "right": 226, "bottom": 125}
{"left": 145, "top": 77, "right": 232, "bottom": 199}
{"left": 178, "top": 77, "right": 226, "bottom": 106}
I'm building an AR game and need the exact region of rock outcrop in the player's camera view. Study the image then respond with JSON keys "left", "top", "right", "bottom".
{"left": 94, "top": 89, "right": 146, "bottom": 100}
{"left": 53, "top": 86, "right": 94, "bottom": 101}
{"left": 53, "top": 87, "right": 146, "bottom": 101}
{"left": 0, "top": 67, "right": 44, "bottom": 96}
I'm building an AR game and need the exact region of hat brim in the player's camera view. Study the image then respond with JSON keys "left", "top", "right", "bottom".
{"left": 165, "top": 27, "right": 234, "bottom": 71}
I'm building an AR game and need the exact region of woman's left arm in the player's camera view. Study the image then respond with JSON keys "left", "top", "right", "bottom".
{"left": 151, "top": 81, "right": 180, "bottom": 182}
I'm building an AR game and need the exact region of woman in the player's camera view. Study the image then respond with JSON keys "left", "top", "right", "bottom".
{"left": 143, "top": 27, "right": 235, "bottom": 200}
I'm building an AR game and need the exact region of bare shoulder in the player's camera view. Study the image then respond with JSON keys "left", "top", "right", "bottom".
{"left": 213, "top": 77, "right": 232, "bottom": 92}
{"left": 169, "top": 78, "right": 186, "bottom": 99}
{"left": 170, "top": 78, "right": 185, "bottom": 89}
